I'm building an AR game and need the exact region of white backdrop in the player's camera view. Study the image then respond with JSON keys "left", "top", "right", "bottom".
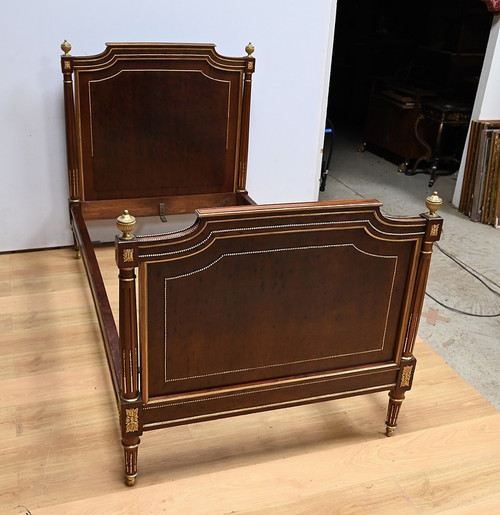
{"left": 1, "top": 0, "right": 336, "bottom": 252}
{"left": 453, "top": 14, "right": 500, "bottom": 207}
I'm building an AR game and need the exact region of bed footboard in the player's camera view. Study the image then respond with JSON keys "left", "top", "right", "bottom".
{"left": 114, "top": 196, "right": 443, "bottom": 485}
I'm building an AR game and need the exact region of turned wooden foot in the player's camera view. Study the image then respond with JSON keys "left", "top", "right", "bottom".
{"left": 385, "top": 391, "right": 405, "bottom": 436}
{"left": 398, "top": 161, "right": 409, "bottom": 173}
{"left": 122, "top": 437, "right": 140, "bottom": 486}
{"left": 72, "top": 233, "right": 81, "bottom": 259}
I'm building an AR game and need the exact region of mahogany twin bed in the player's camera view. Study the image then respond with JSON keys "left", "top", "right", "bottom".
{"left": 60, "top": 41, "right": 443, "bottom": 485}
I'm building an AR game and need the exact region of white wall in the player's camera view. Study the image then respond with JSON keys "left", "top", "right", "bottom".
{"left": 453, "top": 13, "right": 500, "bottom": 206}
{"left": 1, "top": 0, "right": 336, "bottom": 252}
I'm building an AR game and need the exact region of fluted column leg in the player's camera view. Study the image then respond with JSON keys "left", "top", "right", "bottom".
{"left": 122, "top": 435, "right": 140, "bottom": 486}
{"left": 385, "top": 390, "right": 406, "bottom": 436}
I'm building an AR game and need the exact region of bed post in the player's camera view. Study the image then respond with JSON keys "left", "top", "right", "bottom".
{"left": 61, "top": 40, "right": 81, "bottom": 258}
{"left": 237, "top": 43, "right": 255, "bottom": 192}
{"left": 116, "top": 210, "right": 142, "bottom": 486}
{"left": 385, "top": 192, "right": 443, "bottom": 436}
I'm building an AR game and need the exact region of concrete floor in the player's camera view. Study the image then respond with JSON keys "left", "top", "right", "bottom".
{"left": 319, "top": 130, "right": 500, "bottom": 409}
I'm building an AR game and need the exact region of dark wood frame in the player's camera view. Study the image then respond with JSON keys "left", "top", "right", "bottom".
{"left": 61, "top": 42, "right": 443, "bottom": 486}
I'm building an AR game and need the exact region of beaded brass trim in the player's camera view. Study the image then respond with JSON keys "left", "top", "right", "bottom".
{"left": 162, "top": 243, "right": 398, "bottom": 382}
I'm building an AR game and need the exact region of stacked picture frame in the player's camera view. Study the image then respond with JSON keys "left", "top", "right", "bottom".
{"left": 459, "top": 120, "right": 500, "bottom": 228}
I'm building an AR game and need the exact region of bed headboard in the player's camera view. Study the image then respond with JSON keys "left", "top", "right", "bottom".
{"left": 61, "top": 41, "right": 255, "bottom": 217}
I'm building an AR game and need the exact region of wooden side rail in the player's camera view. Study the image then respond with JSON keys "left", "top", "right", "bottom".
{"left": 70, "top": 202, "right": 121, "bottom": 399}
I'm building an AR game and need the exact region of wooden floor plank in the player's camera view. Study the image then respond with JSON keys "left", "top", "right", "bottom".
{"left": 436, "top": 495, "right": 500, "bottom": 514}
{"left": 397, "top": 453, "right": 500, "bottom": 513}
{"left": 0, "top": 365, "right": 111, "bottom": 408}
{"left": 10, "top": 340, "right": 106, "bottom": 378}
{"left": 1, "top": 247, "right": 499, "bottom": 514}
{"left": 31, "top": 414, "right": 500, "bottom": 514}
{"left": 0, "top": 324, "right": 103, "bottom": 357}
{"left": 0, "top": 278, "right": 12, "bottom": 297}
{"left": 239, "top": 478, "right": 418, "bottom": 514}
{"left": 11, "top": 271, "right": 88, "bottom": 296}
{"left": 0, "top": 313, "right": 12, "bottom": 334}
{"left": 0, "top": 288, "right": 94, "bottom": 316}
{"left": 11, "top": 306, "right": 97, "bottom": 333}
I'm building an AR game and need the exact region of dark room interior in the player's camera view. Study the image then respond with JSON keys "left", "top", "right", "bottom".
{"left": 327, "top": 0, "right": 493, "bottom": 180}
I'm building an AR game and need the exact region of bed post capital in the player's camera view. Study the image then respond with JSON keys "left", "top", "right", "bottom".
{"left": 244, "top": 42, "right": 255, "bottom": 73}
{"left": 117, "top": 210, "right": 136, "bottom": 241}
{"left": 420, "top": 191, "right": 444, "bottom": 241}
{"left": 61, "top": 39, "right": 71, "bottom": 56}
{"left": 116, "top": 211, "right": 138, "bottom": 268}
{"left": 61, "top": 40, "right": 73, "bottom": 74}
{"left": 425, "top": 191, "right": 443, "bottom": 217}
{"left": 245, "top": 42, "right": 254, "bottom": 57}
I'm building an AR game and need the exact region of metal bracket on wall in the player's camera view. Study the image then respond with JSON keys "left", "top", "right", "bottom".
{"left": 159, "top": 202, "right": 167, "bottom": 223}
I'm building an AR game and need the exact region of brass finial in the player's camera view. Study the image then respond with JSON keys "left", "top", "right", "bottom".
{"left": 61, "top": 40, "right": 72, "bottom": 56}
{"left": 425, "top": 191, "right": 443, "bottom": 217}
{"left": 116, "top": 210, "right": 136, "bottom": 240}
{"left": 245, "top": 42, "right": 255, "bottom": 57}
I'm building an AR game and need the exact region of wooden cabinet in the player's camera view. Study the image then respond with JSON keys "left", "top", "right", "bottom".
{"left": 362, "top": 80, "right": 437, "bottom": 171}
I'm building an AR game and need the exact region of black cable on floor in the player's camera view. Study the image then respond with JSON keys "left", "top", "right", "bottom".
{"left": 435, "top": 243, "right": 500, "bottom": 295}
{"left": 425, "top": 243, "right": 500, "bottom": 317}
{"left": 425, "top": 291, "right": 500, "bottom": 317}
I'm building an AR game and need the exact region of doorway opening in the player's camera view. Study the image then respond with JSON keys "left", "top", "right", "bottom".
{"left": 324, "top": 0, "right": 492, "bottom": 188}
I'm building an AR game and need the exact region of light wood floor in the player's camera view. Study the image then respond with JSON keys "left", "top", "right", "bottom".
{"left": 1, "top": 247, "right": 499, "bottom": 514}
